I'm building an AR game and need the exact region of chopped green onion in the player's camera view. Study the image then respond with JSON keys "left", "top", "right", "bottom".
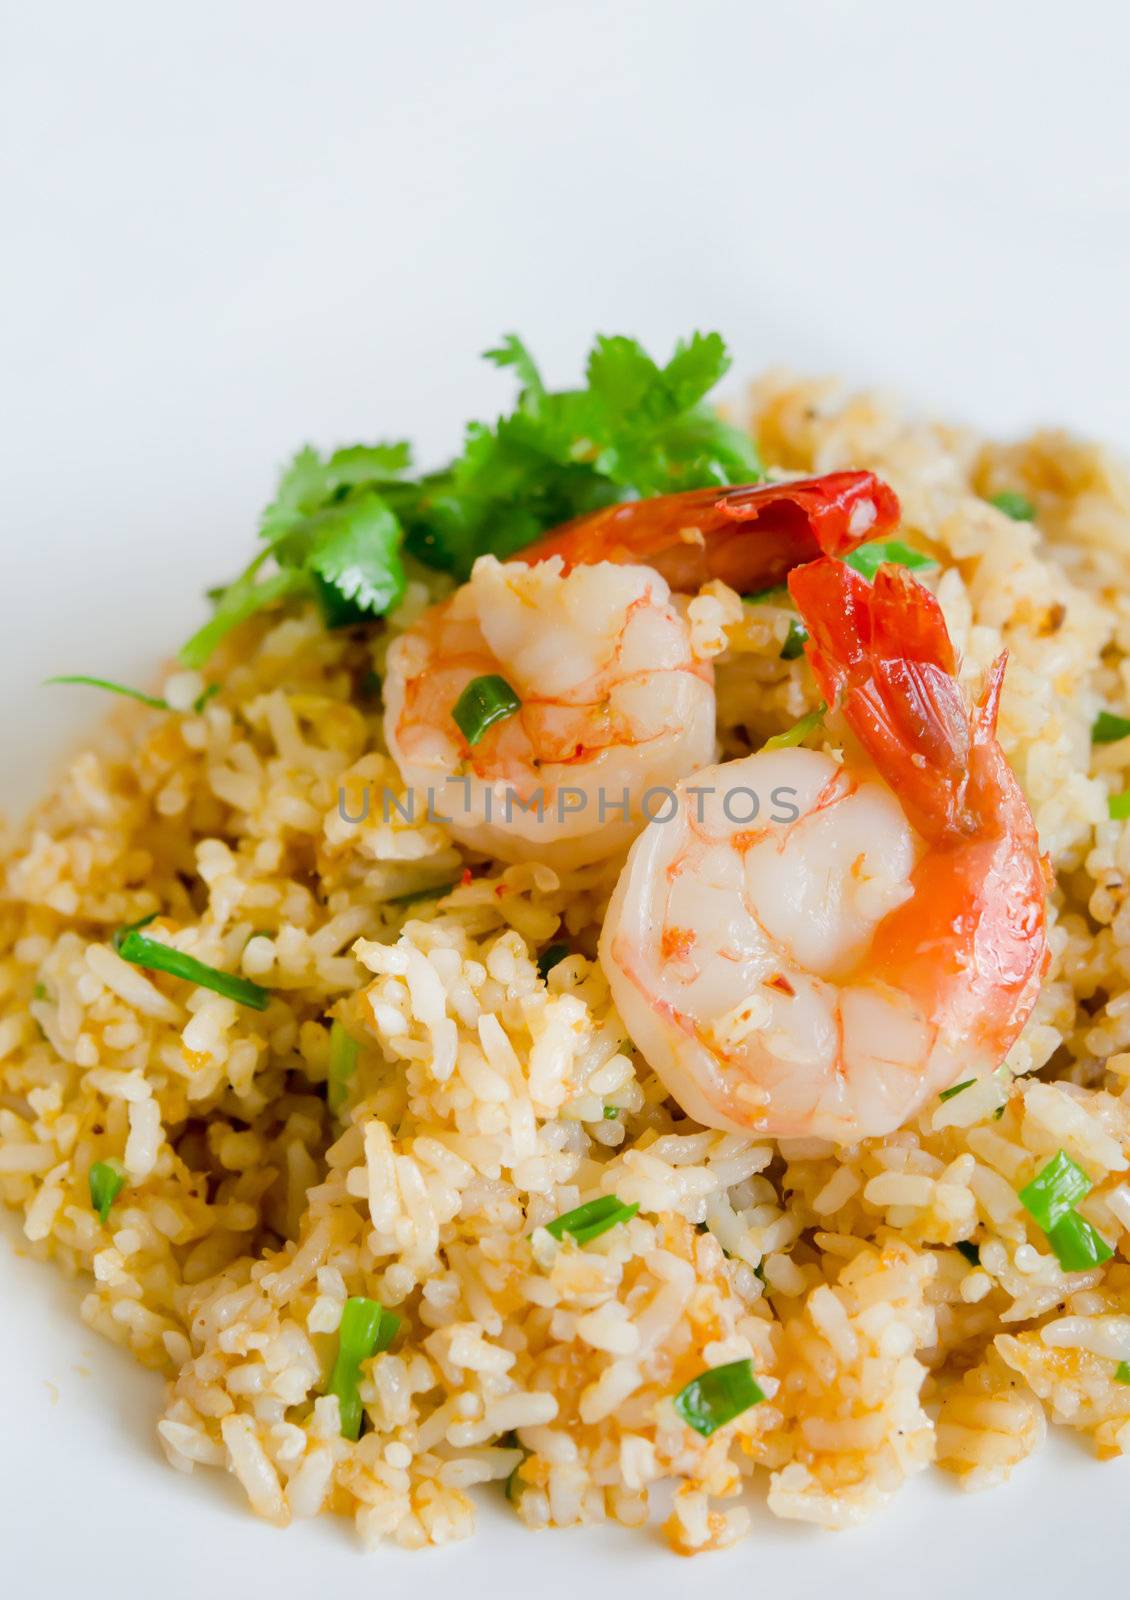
{"left": 327, "top": 1020, "right": 359, "bottom": 1114}
{"left": 762, "top": 703, "right": 827, "bottom": 751}
{"left": 112, "top": 925, "right": 270, "bottom": 1011}
{"left": 603, "top": 1106, "right": 620, "bottom": 1120}
{"left": 45, "top": 675, "right": 169, "bottom": 710}
{"left": 328, "top": 1296, "right": 400, "bottom": 1441}
{"left": 1092, "top": 711, "right": 1130, "bottom": 745}
{"left": 389, "top": 881, "right": 455, "bottom": 908}
{"left": 452, "top": 674, "right": 522, "bottom": 746}
{"left": 843, "top": 541, "right": 937, "bottom": 581}
{"left": 780, "top": 619, "right": 808, "bottom": 660}
{"left": 1109, "top": 793, "right": 1130, "bottom": 821}
{"left": 1018, "top": 1149, "right": 1093, "bottom": 1231}
{"left": 499, "top": 1431, "right": 528, "bottom": 1502}
{"left": 545, "top": 1194, "right": 639, "bottom": 1246}
{"left": 673, "top": 1358, "right": 766, "bottom": 1437}
{"left": 939, "top": 1078, "right": 976, "bottom": 1103}
{"left": 193, "top": 683, "right": 221, "bottom": 713}
{"left": 1114, "top": 1361, "right": 1130, "bottom": 1384}
{"left": 742, "top": 584, "right": 788, "bottom": 605}
{"left": 88, "top": 1160, "right": 126, "bottom": 1224}
{"left": 989, "top": 490, "right": 1036, "bottom": 522}
{"left": 537, "top": 943, "right": 570, "bottom": 981}
{"left": 993, "top": 1103, "right": 1006, "bottom": 1121}
{"left": 360, "top": 669, "right": 382, "bottom": 699}
{"left": 955, "top": 1240, "right": 981, "bottom": 1267}
{"left": 1045, "top": 1210, "right": 1114, "bottom": 1272}
{"left": 32, "top": 982, "right": 47, "bottom": 1001}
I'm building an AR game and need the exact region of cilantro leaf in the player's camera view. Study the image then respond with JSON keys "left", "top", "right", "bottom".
{"left": 405, "top": 330, "right": 762, "bottom": 577}
{"left": 484, "top": 335, "right": 546, "bottom": 413}
{"left": 306, "top": 495, "right": 406, "bottom": 620}
{"left": 261, "top": 441, "right": 413, "bottom": 544}
{"left": 184, "top": 332, "right": 760, "bottom": 660}
{"left": 586, "top": 335, "right": 666, "bottom": 422}
{"left": 661, "top": 331, "right": 732, "bottom": 411}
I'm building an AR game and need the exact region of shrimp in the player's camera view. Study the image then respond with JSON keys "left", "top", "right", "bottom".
{"left": 382, "top": 473, "right": 898, "bottom": 868}
{"left": 598, "top": 556, "right": 1048, "bottom": 1143}
{"left": 519, "top": 471, "right": 900, "bottom": 594}
{"left": 382, "top": 555, "right": 715, "bottom": 867}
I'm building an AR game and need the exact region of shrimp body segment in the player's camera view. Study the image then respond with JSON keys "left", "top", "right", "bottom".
{"left": 382, "top": 471, "right": 903, "bottom": 869}
{"left": 382, "top": 555, "right": 716, "bottom": 867}
{"left": 599, "top": 558, "right": 1048, "bottom": 1144}
{"left": 517, "top": 471, "right": 900, "bottom": 595}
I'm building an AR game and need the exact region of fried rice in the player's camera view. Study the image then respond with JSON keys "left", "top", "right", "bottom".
{"left": 3, "top": 373, "right": 1130, "bottom": 1552}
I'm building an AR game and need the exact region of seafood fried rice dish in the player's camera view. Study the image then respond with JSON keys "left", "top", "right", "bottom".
{"left": 5, "top": 331, "right": 1130, "bottom": 1552}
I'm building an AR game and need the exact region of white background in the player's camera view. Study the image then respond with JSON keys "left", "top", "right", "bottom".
{"left": 3, "top": 1, "right": 1130, "bottom": 1594}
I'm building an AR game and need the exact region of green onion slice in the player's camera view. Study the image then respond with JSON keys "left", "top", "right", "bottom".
{"left": 327, "top": 1020, "right": 359, "bottom": 1114}
{"left": 537, "top": 943, "right": 570, "bottom": 981}
{"left": 939, "top": 1078, "right": 976, "bottom": 1103}
{"left": 46, "top": 675, "right": 169, "bottom": 710}
{"left": 88, "top": 1160, "right": 126, "bottom": 1224}
{"left": 1109, "top": 793, "right": 1130, "bottom": 821}
{"left": 780, "top": 618, "right": 808, "bottom": 660}
{"left": 112, "top": 923, "right": 270, "bottom": 1011}
{"left": 452, "top": 674, "right": 522, "bottom": 746}
{"left": 843, "top": 541, "right": 937, "bottom": 581}
{"left": 1114, "top": 1361, "right": 1130, "bottom": 1385}
{"left": 602, "top": 1105, "right": 620, "bottom": 1120}
{"left": 1018, "top": 1149, "right": 1093, "bottom": 1231}
{"left": 499, "top": 1430, "right": 528, "bottom": 1501}
{"left": 193, "top": 683, "right": 221, "bottom": 713}
{"left": 988, "top": 490, "right": 1036, "bottom": 522}
{"left": 954, "top": 1240, "right": 981, "bottom": 1267}
{"left": 762, "top": 703, "right": 827, "bottom": 751}
{"left": 1045, "top": 1210, "right": 1114, "bottom": 1272}
{"left": 1092, "top": 711, "right": 1130, "bottom": 745}
{"left": 673, "top": 1358, "right": 766, "bottom": 1437}
{"left": 545, "top": 1194, "right": 639, "bottom": 1246}
{"left": 389, "top": 881, "right": 455, "bottom": 908}
{"left": 328, "top": 1296, "right": 401, "bottom": 1441}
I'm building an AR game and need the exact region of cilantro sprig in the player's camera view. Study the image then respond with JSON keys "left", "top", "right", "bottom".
{"left": 181, "top": 333, "right": 761, "bottom": 666}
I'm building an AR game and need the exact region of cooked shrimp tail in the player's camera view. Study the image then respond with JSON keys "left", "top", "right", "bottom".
{"left": 518, "top": 470, "right": 900, "bottom": 594}
{"left": 601, "top": 552, "right": 1049, "bottom": 1143}
{"left": 789, "top": 557, "right": 990, "bottom": 841}
{"left": 789, "top": 553, "right": 1049, "bottom": 1060}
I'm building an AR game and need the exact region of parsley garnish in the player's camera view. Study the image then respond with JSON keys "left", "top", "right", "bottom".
{"left": 182, "top": 333, "right": 761, "bottom": 664}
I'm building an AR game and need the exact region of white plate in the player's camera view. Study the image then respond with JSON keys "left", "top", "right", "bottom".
{"left": 5, "top": 3, "right": 1130, "bottom": 1594}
